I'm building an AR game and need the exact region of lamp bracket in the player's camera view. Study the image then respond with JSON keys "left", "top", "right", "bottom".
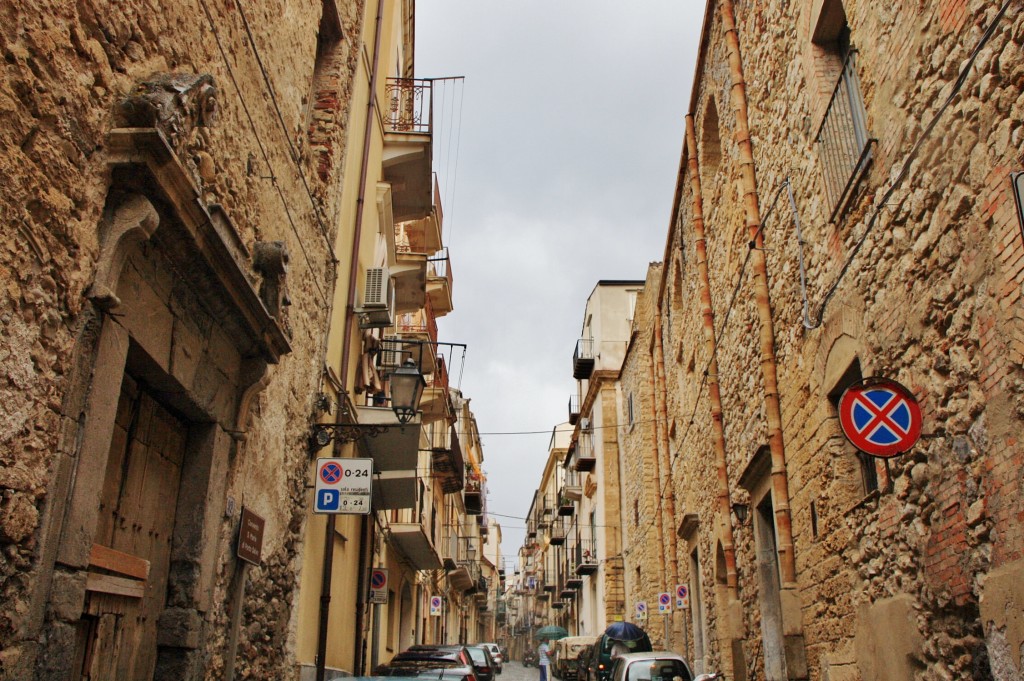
{"left": 311, "top": 422, "right": 390, "bottom": 448}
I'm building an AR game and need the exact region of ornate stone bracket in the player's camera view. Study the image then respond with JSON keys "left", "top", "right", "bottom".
{"left": 253, "top": 241, "right": 291, "bottom": 325}
{"left": 87, "top": 194, "right": 160, "bottom": 311}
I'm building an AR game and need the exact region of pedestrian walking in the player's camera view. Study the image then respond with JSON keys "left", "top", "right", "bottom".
{"left": 538, "top": 640, "right": 551, "bottom": 681}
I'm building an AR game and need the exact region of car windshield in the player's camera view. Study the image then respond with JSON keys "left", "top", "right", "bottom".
{"left": 625, "top": 660, "right": 691, "bottom": 681}
{"left": 467, "top": 648, "right": 490, "bottom": 666}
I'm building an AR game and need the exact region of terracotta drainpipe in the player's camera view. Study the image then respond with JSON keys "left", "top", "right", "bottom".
{"left": 683, "top": 116, "right": 738, "bottom": 595}
{"left": 316, "top": 1, "right": 386, "bottom": 678}
{"left": 720, "top": 0, "right": 797, "bottom": 586}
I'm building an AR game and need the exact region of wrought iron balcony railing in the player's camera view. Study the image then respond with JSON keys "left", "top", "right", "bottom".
{"left": 385, "top": 78, "right": 432, "bottom": 134}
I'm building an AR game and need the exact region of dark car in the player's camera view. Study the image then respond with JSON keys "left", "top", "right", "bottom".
{"left": 375, "top": 645, "right": 477, "bottom": 678}
{"left": 467, "top": 645, "right": 497, "bottom": 681}
{"left": 587, "top": 633, "right": 653, "bottom": 681}
{"left": 373, "top": 664, "right": 479, "bottom": 681}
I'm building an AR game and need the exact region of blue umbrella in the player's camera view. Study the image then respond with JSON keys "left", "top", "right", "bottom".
{"left": 604, "top": 622, "right": 646, "bottom": 641}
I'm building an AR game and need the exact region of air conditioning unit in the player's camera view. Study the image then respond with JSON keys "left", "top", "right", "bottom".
{"left": 358, "top": 267, "right": 395, "bottom": 328}
{"left": 580, "top": 417, "right": 590, "bottom": 431}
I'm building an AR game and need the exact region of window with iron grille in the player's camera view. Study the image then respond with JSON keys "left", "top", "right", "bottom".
{"left": 816, "top": 48, "right": 872, "bottom": 220}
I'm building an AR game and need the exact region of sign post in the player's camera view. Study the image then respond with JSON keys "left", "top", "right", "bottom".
{"left": 314, "top": 457, "right": 373, "bottom": 514}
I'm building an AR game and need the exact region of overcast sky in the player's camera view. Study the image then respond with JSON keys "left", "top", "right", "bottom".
{"left": 415, "top": 3, "right": 704, "bottom": 566}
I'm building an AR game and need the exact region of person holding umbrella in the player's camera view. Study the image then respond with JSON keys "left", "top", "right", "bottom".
{"left": 534, "top": 626, "right": 568, "bottom": 681}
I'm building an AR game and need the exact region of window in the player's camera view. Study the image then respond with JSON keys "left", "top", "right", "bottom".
{"left": 701, "top": 97, "right": 722, "bottom": 184}
{"left": 827, "top": 358, "right": 879, "bottom": 495}
{"left": 689, "top": 548, "right": 707, "bottom": 674}
{"left": 306, "top": 0, "right": 345, "bottom": 182}
{"left": 811, "top": 0, "right": 872, "bottom": 220}
{"left": 627, "top": 393, "right": 635, "bottom": 426}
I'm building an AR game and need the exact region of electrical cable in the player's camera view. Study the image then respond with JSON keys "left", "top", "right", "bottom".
{"left": 196, "top": 0, "right": 329, "bottom": 307}
{"left": 808, "top": 0, "right": 1015, "bottom": 328}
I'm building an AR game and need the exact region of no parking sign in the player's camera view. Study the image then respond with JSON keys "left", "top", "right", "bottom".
{"left": 430, "top": 595, "right": 443, "bottom": 616}
{"left": 675, "top": 584, "right": 690, "bottom": 609}
{"left": 635, "top": 601, "right": 648, "bottom": 621}
{"left": 657, "top": 592, "right": 672, "bottom": 614}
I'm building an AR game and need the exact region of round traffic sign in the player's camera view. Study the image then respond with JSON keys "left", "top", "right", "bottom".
{"left": 431, "top": 596, "right": 442, "bottom": 608}
{"left": 838, "top": 378, "right": 922, "bottom": 458}
{"left": 371, "top": 569, "right": 387, "bottom": 589}
{"left": 676, "top": 585, "right": 688, "bottom": 599}
{"left": 659, "top": 593, "right": 671, "bottom": 605}
{"left": 320, "top": 461, "right": 344, "bottom": 484}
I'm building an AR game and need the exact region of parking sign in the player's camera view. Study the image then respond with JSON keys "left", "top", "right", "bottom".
{"left": 314, "top": 458, "right": 372, "bottom": 514}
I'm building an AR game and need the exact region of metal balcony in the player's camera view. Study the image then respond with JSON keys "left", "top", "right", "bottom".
{"left": 574, "top": 538, "right": 598, "bottom": 576}
{"left": 574, "top": 431, "right": 596, "bottom": 473}
{"left": 426, "top": 248, "right": 454, "bottom": 317}
{"left": 573, "top": 338, "right": 595, "bottom": 379}
{"left": 383, "top": 78, "right": 433, "bottom": 222}
{"left": 568, "top": 394, "right": 580, "bottom": 425}
{"left": 465, "top": 470, "right": 484, "bottom": 515}
{"left": 431, "top": 423, "right": 464, "bottom": 494}
{"left": 390, "top": 509, "right": 442, "bottom": 570}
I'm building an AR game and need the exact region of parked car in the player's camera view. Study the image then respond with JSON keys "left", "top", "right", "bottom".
{"left": 467, "top": 645, "right": 497, "bottom": 681}
{"left": 609, "top": 651, "right": 693, "bottom": 681}
{"left": 552, "top": 636, "right": 596, "bottom": 680}
{"left": 586, "top": 632, "right": 653, "bottom": 681}
{"left": 477, "top": 642, "right": 504, "bottom": 672}
{"left": 376, "top": 645, "right": 476, "bottom": 676}
{"left": 374, "top": 664, "right": 479, "bottom": 681}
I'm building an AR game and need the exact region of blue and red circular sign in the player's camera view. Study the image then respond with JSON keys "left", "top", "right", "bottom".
{"left": 838, "top": 378, "right": 922, "bottom": 458}
{"left": 320, "top": 461, "right": 344, "bottom": 484}
{"left": 658, "top": 593, "right": 671, "bottom": 606}
{"left": 370, "top": 569, "right": 387, "bottom": 589}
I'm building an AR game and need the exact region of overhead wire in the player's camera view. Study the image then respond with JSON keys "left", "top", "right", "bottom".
{"left": 808, "top": 0, "right": 1015, "bottom": 328}
{"left": 196, "top": 0, "right": 329, "bottom": 307}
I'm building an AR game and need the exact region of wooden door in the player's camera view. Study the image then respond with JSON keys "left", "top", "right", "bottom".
{"left": 81, "top": 375, "right": 187, "bottom": 680}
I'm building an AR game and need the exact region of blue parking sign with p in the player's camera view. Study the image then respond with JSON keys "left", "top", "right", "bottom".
{"left": 317, "top": 489, "right": 340, "bottom": 512}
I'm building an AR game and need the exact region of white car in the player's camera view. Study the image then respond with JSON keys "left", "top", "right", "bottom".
{"left": 478, "top": 642, "right": 503, "bottom": 673}
{"left": 609, "top": 651, "right": 695, "bottom": 681}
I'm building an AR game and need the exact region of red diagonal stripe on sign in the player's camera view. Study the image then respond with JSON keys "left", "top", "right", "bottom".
{"left": 852, "top": 392, "right": 908, "bottom": 440}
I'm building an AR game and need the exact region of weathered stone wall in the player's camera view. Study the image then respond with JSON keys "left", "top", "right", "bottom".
{"left": 619, "top": 264, "right": 670, "bottom": 644}
{"left": 0, "top": 0, "right": 365, "bottom": 677}
{"left": 656, "top": 0, "right": 1024, "bottom": 679}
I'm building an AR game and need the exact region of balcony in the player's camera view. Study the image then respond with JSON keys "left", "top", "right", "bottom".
{"left": 419, "top": 355, "right": 453, "bottom": 424}
{"left": 574, "top": 431, "right": 596, "bottom": 472}
{"left": 448, "top": 559, "right": 480, "bottom": 592}
{"left": 573, "top": 338, "right": 595, "bottom": 379}
{"left": 390, "top": 509, "right": 442, "bottom": 570}
{"left": 380, "top": 331, "right": 436, "bottom": 377}
{"left": 426, "top": 248, "right": 454, "bottom": 317}
{"left": 383, "top": 78, "right": 433, "bottom": 222}
{"left": 568, "top": 395, "right": 580, "bottom": 425}
{"left": 353, "top": 405, "right": 421, "bottom": 471}
{"left": 560, "top": 586, "right": 575, "bottom": 600}
{"left": 399, "top": 177, "right": 444, "bottom": 255}
{"left": 574, "top": 538, "right": 598, "bottom": 576}
{"left": 431, "top": 424, "right": 464, "bottom": 494}
{"left": 549, "top": 519, "right": 566, "bottom": 546}
{"left": 465, "top": 470, "right": 484, "bottom": 515}
{"left": 558, "top": 489, "right": 578, "bottom": 516}
{"left": 566, "top": 576, "right": 583, "bottom": 590}
{"left": 816, "top": 50, "right": 873, "bottom": 221}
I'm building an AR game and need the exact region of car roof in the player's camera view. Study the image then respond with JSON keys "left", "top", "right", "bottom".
{"left": 373, "top": 665, "right": 477, "bottom": 679}
{"left": 613, "top": 651, "right": 689, "bottom": 664}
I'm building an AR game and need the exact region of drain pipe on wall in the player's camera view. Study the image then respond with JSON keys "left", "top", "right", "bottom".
{"left": 720, "top": 0, "right": 806, "bottom": 673}
{"left": 315, "top": 1, "right": 385, "bottom": 679}
{"left": 683, "top": 117, "right": 745, "bottom": 680}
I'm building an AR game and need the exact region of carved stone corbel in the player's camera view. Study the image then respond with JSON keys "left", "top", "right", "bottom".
{"left": 87, "top": 193, "right": 160, "bottom": 310}
{"left": 252, "top": 241, "right": 291, "bottom": 328}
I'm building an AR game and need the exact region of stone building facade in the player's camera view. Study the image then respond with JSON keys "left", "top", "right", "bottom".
{"left": 614, "top": 0, "right": 1024, "bottom": 680}
{"left": 0, "top": 0, "right": 458, "bottom": 677}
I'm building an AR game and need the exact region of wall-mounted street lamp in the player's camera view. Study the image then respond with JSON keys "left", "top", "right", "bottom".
{"left": 310, "top": 358, "right": 425, "bottom": 448}
{"left": 389, "top": 358, "right": 426, "bottom": 424}
{"left": 731, "top": 502, "right": 750, "bottom": 525}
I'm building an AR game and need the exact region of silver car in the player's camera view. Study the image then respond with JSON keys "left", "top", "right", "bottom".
{"left": 478, "top": 642, "right": 503, "bottom": 673}
{"left": 609, "top": 651, "right": 694, "bottom": 681}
